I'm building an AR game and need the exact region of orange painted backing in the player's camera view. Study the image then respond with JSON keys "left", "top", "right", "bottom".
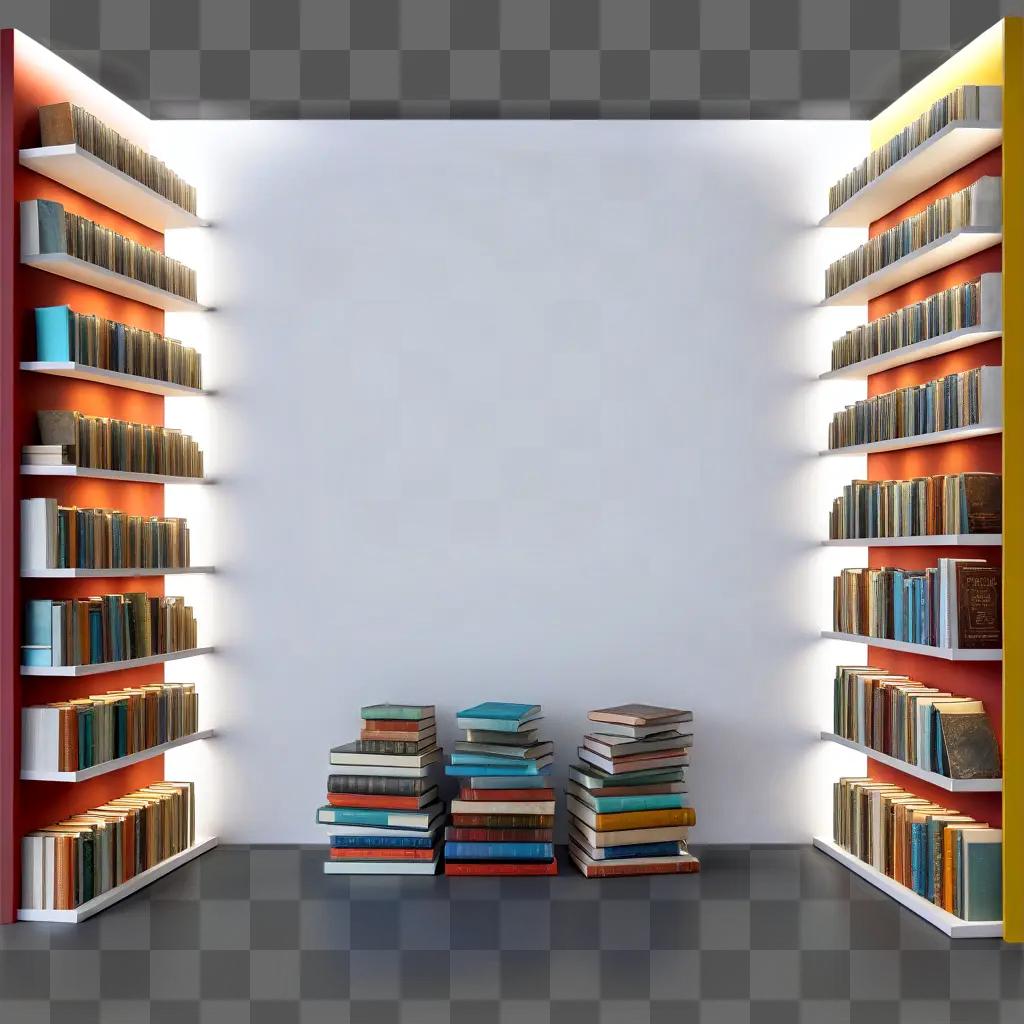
{"left": 10, "top": 39, "right": 169, "bottom": 853}
{"left": 860, "top": 138, "right": 1004, "bottom": 828}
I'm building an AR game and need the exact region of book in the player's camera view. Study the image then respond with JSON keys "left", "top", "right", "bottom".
{"left": 583, "top": 732, "right": 690, "bottom": 759}
{"left": 566, "top": 782, "right": 687, "bottom": 813}
{"left": 38, "top": 102, "right": 197, "bottom": 212}
{"left": 325, "top": 763, "right": 438, "bottom": 779}
{"left": 323, "top": 858, "right": 440, "bottom": 876}
{"left": 458, "top": 788, "right": 555, "bottom": 801}
{"left": 588, "top": 704, "right": 692, "bottom": 727}
{"left": 451, "top": 813, "right": 554, "bottom": 828}
{"left": 937, "top": 712, "right": 1001, "bottom": 779}
{"left": 327, "top": 774, "right": 433, "bottom": 796}
{"left": 566, "top": 796, "right": 695, "bottom": 831}
{"left": 569, "top": 842, "right": 700, "bottom": 877}
{"left": 458, "top": 702, "right": 541, "bottom": 723}
{"left": 962, "top": 830, "right": 1002, "bottom": 921}
{"left": 464, "top": 728, "right": 539, "bottom": 745}
{"left": 568, "top": 829, "right": 685, "bottom": 860}
{"left": 325, "top": 823, "right": 443, "bottom": 839}
{"left": 330, "top": 834, "right": 435, "bottom": 849}
{"left": 569, "top": 818, "right": 689, "bottom": 848}
{"left": 450, "top": 799, "right": 555, "bottom": 816}
{"left": 444, "top": 827, "right": 554, "bottom": 842}
{"left": 329, "top": 743, "right": 441, "bottom": 768}
{"left": 449, "top": 752, "right": 553, "bottom": 770}
{"left": 578, "top": 747, "right": 688, "bottom": 775}
{"left": 467, "top": 774, "right": 553, "bottom": 789}
{"left": 445, "top": 842, "right": 554, "bottom": 861}
{"left": 361, "top": 717, "right": 433, "bottom": 733}
{"left": 955, "top": 564, "right": 1002, "bottom": 648}
{"left": 329, "top": 847, "right": 435, "bottom": 861}
{"left": 452, "top": 740, "right": 553, "bottom": 760}
{"left": 445, "top": 763, "right": 551, "bottom": 777}
{"left": 568, "top": 763, "right": 684, "bottom": 789}
{"left": 21, "top": 200, "right": 198, "bottom": 300}
{"left": 444, "top": 860, "right": 557, "bottom": 877}
{"left": 360, "top": 704, "right": 434, "bottom": 721}
{"left": 361, "top": 725, "right": 436, "bottom": 743}
{"left": 325, "top": 787, "right": 438, "bottom": 810}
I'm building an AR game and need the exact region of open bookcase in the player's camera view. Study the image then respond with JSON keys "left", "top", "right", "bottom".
{"left": 0, "top": 31, "right": 216, "bottom": 923}
{"left": 817, "top": 19, "right": 1023, "bottom": 939}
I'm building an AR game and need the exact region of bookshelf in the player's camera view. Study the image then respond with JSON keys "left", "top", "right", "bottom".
{"left": 20, "top": 361, "right": 206, "bottom": 397}
{"left": 0, "top": 30, "right": 217, "bottom": 924}
{"left": 817, "top": 21, "right": 1017, "bottom": 938}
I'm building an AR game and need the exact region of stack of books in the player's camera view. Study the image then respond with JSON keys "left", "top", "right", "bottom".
{"left": 318, "top": 704, "right": 443, "bottom": 875}
{"left": 443, "top": 702, "right": 557, "bottom": 876}
{"left": 567, "top": 704, "right": 699, "bottom": 877}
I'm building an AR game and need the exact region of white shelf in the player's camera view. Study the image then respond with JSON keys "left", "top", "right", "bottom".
{"left": 819, "top": 423, "right": 1002, "bottom": 456}
{"left": 17, "top": 837, "right": 219, "bottom": 923}
{"left": 819, "top": 732, "right": 1002, "bottom": 792}
{"left": 813, "top": 837, "right": 1001, "bottom": 938}
{"left": 22, "top": 646, "right": 214, "bottom": 677}
{"left": 20, "top": 362, "right": 205, "bottom": 397}
{"left": 21, "top": 729, "right": 215, "bottom": 782}
{"left": 21, "top": 252, "right": 206, "bottom": 313}
{"left": 821, "top": 534, "right": 1001, "bottom": 547}
{"left": 820, "top": 122, "right": 1003, "bottom": 228}
{"left": 821, "top": 631, "right": 1001, "bottom": 661}
{"left": 19, "top": 144, "right": 205, "bottom": 232}
{"left": 21, "top": 465, "right": 208, "bottom": 485}
{"left": 21, "top": 565, "right": 213, "bottom": 579}
{"left": 822, "top": 227, "right": 1002, "bottom": 306}
{"left": 820, "top": 325, "right": 1002, "bottom": 380}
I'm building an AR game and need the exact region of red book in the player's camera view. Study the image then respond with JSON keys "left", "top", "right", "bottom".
{"left": 326, "top": 793, "right": 424, "bottom": 809}
{"left": 445, "top": 859, "right": 559, "bottom": 877}
{"left": 445, "top": 827, "right": 554, "bottom": 842}
{"left": 362, "top": 719, "right": 421, "bottom": 732}
{"left": 459, "top": 788, "right": 555, "bottom": 801}
{"left": 329, "top": 847, "right": 435, "bottom": 861}
{"left": 451, "top": 813, "right": 554, "bottom": 827}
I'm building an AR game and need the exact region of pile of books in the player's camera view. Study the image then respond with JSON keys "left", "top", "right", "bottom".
{"left": 567, "top": 704, "right": 698, "bottom": 878}
{"left": 318, "top": 704, "right": 443, "bottom": 875}
{"left": 444, "top": 702, "right": 557, "bottom": 876}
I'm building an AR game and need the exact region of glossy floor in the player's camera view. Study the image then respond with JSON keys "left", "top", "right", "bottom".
{"left": 0, "top": 844, "right": 1021, "bottom": 1023}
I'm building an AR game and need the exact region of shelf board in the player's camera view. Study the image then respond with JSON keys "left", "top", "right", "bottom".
{"left": 819, "top": 732, "right": 1002, "bottom": 792}
{"left": 820, "top": 122, "right": 1004, "bottom": 228}
{"left": 822, "top": 227, "right": 1002, "bottom": 306}
{"left": 22, "top": 729, "right": 215, "bottom": 782}
{"left": 22, "top": 646, "right": 214, "bottom": 677}
{"left": 819, "top": 326, "right": 1002, "bottom": 380}
{"left": 17, "top": 837, "right": 219, "bottom": 923}
{"left": 819, "top": 423, "right": 1002, "bottom": 456}
{"left": 21, "top": 565, "right": 214, "bottom": 578}
{"left": 812, "top": 837, "right": 1000, "bottom": 938}
{"left": 821, "top": 534, "right": 1001, "bottom": 547}
{"left": 21, "top": 465, "right": 209, "bottom": 485}
{"left": 20, "top": 361, "right": 205, "bottom": 397}
{"left": 821, "top": 631, "right": 1001, "bottom": 661}
{"left": 21, "top": 252, "right": 206, "bottom": 313}
{"left": 19, "top": 144, "right": 205, "bottom": 232}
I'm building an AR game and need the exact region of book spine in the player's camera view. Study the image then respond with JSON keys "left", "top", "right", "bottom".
{"left": 444, "top": 860, "right": 557, "bottom": 877}
{"left": 444, "top": 827, "right": 554, "bottom": 842}
{"left": 329, "top": 847, "right": 433, "bottom": 861}
{"left": 327, "top": 775, "right": 423, "bottom": 796}
{"left": 451, "top": 814, "right": 554, "bottom": 827}
{"left": 352, "top": 739, "right": 427, "bottom": 755}
{"left": 445, "top": 842, "right": 553, "bottom": 860}
{"left": 330, "top": 835, "right": 434, "bottom": 849}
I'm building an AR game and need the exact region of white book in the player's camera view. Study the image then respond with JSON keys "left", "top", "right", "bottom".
{"left": 20, "top": 498, "right": 56, "bottom": 572}
{"left": 323, "top": 857, "right": 440, "bottom": 876}
{"left": 21, "top": 706, "right": 61, "bottom": 773}
{"left": 323, "top": 763, "right": 438, "bottom": 778}
{"left": 21, "top": 835, "right": 42, "bottom": 909}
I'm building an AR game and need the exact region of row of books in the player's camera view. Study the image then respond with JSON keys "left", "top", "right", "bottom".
{"left": 21, "top": 498, "right": 191, "bottom": 572}
{"left": 828, "top": 472, "right": 1001, "bottom": 540}
{"left": 23, "top": 410, "right": 204, "bottom": 479}
{"left": 21, "top": 781, "right": 196, "bottom": 911}
{"left": 826, "top": 366, "right": 999, "bottom": 450}
{"left": 833, "top": 777, "right": 1000, "bottom": 922}
{"left": 21, "top": 199, "right": 198, "bottom": 302}
{"left": 567, "top": 704, "right": 697, "bottom": 878}
{"left": 832, "top": 559, "right": 1001, "bottom": 649}
{"left": 320, "top": 704, "right": 443, "bottom": 874}
{"left": 39, "top": 102, "right": 197, "bottom": 214}
{"left": 444, "top": 702, "right": 556, "bottom": 876}
{"left": 829, "top": 276, "right": 996, "bottom": 372}
{"left": 824, "top": 177, "right": 1001, "bottom": 297}
{"left": 828, "top": 86, "right": 1000, "bottom": 213}
{"left": 23, "top": 594, "right": 199, "bottom": 668}
{"left": 34, "top": 304, "right": 202, "bottom": 389}
{"left": 832, "top": 666, "right": 1000, "bottom": 779}
{"left": 23, "top": 682, "right": 198, "bottom": 773}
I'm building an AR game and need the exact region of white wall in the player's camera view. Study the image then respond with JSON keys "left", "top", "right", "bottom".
{"left": 157, "top": 120, "right": 872, "bottom": 844}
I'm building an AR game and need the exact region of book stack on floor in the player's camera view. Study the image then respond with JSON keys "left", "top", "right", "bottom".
{"left": 444, "top": 702, "right": 557, "bottom": 876}
{"left": 318, "top": 704, "right": 443, "bottom": 875}
{"left": 567, "top": 704, "right": 699, "bottom": 877}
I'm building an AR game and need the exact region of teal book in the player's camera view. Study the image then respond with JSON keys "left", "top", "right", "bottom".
{"left": 115, "top": 703, "right": 128, "bottom": 759}
{"left": 24, "top": 600, "right": 53, "bottom": 646}
{"left": 316, "top": 803, "right": 441, "bottom": 829}
{"left": 455, "top": 716, "right": 538, "bottom": 733}
{"left": 964, "top": 836, "right": 1002, "bottom": 922}
{"left": 910, "top": 823, "right": 925, "bottom": 895}
{"left": 34, "top": 306, "right": 72, "bottom": 361}
{"left": 81, "top": 834, "right": 94, "bottom": 905}
{"left": 88, "top": 607, "right": 103, "bottom": 663}
{"left": 580, "top": 792, "right": 687, "bottom": 813}
{"left": 445, "top": 842, "right": 553, "bottom": 860}
{"left": 457, "top": 702, "right": 541, "bottom": 722}
{"left": 449, "top": 752, "right": 550, "bottom": 767}
{"left": 28, "top": 199, "right": 66, "bottom": 255}
{"left": 360, "top": 703, "right": 434, "bottom": 721}
{"left": 20, "top": 646, "right": 52, "bottom": 667}
{"left": 446, "top": 763, "right": 551, "bottom": 777}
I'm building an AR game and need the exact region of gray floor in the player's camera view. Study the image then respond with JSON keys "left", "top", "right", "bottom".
{"left": 0, "top": 843, "right": 1021, "bottom": 1023}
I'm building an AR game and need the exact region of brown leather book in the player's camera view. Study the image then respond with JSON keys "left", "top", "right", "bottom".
{"left": 588, "top": 704, "right": 691, "bottom": 727}
{"left": 955, "top": 564, "right": 1002, "bottom": 648}
{"left": 939, "top": 711, "right": 1002, "bottom": 779}
{"left": 38, "top": 102, "right": 75, "bottom": 147}
{"left": 962, "top": 473, "right": 1001, "bottom": 533}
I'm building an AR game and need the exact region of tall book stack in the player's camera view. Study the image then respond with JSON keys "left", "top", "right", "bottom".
{"left": 567, "top": 704, "right": 699, "bottom": 878}
{"left": 318, "top": 704, "right": 444, "bottom": 875}
{"left": 443, "top": 702, "right": 557, "bottom": 876}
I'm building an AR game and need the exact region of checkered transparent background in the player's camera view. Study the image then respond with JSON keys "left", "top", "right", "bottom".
{"left": 0, "top": 0, "right": 1021, "bottom": 118}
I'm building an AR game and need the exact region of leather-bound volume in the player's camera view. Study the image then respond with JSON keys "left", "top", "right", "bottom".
{"left": 963, "top": 473, "right": 1002, "bottom": 533}
{"left": 955, "top": 564, "right": 1002, "bottom": 648}
{"left": 939, "top": 712, "right": 1002, "bottom": 779}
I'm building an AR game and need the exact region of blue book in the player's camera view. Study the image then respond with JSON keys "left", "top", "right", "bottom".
{"left": 593, "top": 840, "right": 683, "bottom": 859}
{"left": 330, "top": 835, "right": 434, "bottom": 850}
{"left": 445, "top": 842, "right": 553, "bottom": 860}
{"left": 24, "top": 600, "right": 53, "bottom": 646}
{"left": 910, "top": 822, "right": 925, "bottom": 895}
{"left": 579, "top": 792, "right": 687, "bottom": 813}
{"left": 457, "top": 702, "right": 540, "bottom": 721}
{"left": 21, "top": 646, "right": 52, "bottom": 667}
{"left": 34, "top": 306, "right": 72, "bottom": 361}
{"left": 445, "top": 763, "right": 550, "bottom": 777}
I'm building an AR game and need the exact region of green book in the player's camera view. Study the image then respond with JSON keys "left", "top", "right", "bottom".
{"left": 360, "top": 703, "right": 434, "bottom": 721}
{"left": 963, "top": 831, "right": 1002, "bottom": 922}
